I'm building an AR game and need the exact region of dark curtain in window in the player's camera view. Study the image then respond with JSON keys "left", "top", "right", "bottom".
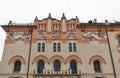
{"left": 14, "top": 61, "right": 21, "bottom": 72}
{"left": 42, "top": 43, "right": 45, "bottom": 52}
{"left": 38, "top": 43, "right": 41, "bottom": 52}
{"left": 53, "top": 43, "right": 56, "bottom": 52}
{"left": 94, "top": 61, "right": 101, "bottom": 72}
{"left": 37, "top": 61, "right": 44, "bottom": 74}
{"left": 58, "top": 43, "right": 61, "bottom": 52}
{"left": 73, "top": 43, "right": 76, "bottom": 52}
{"left": 54, "top": 60, "right": 61, "bottom": 71}
{"left": 69, "top": 43, "right": 72, "bottom": 52}
{"left": 70, "top": 60, "right": 77, "bottom": 74}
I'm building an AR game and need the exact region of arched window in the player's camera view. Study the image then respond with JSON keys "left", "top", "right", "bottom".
{"left": 69, "top": 43, "right": 72, "bottom": 52}
{"left": 118, "top": 35, "right": 120, "bottom": 45}
{"left": 38, "top": 43, "right": 41, "bottom": 52}
{"left": 58, "top": 43, "right": 61, "bottom": 52}
{"left": 94, "top": 60, "right": 101, "bottom": 72}
{"left": 42, "top": 43, "right": 45, "bottom": 52}
{"left": 37, "top": 61, "right": 44, "bottom": 74}
{"left": 53, "top": 43, "right": 56, "bottom": 52}
{"left": 54, "top": 60, "right": 61, "bottom": 72}
{"left": 14, "top": 61, "right": 21, "bottom": 72}
{"left": 70, "top": 60, "right": 77, "bottom": 74}
{"left": 73, "top": 43, "right": 76, "bottom": 52}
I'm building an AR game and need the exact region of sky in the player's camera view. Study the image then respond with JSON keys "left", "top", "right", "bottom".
{"left": 0, "top": 0, "right": 120, "bottom": 61}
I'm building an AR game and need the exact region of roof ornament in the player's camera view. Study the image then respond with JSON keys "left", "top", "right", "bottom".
{"left": 48, "top": 13, "right": 52, "bottom": 19}
{"left": 61, "top": 13, "right": 66, "bottom": 19}
{"left": 34, "top": 16, "right": 38, "bottom": 21}
{"left": 76, "top": 16, "right": 79, "bottom": 21}
{"left": 8, "top": 20, "right": 13, "bottom": 25}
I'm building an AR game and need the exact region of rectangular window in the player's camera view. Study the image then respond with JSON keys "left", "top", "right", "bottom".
{"left": 69, "top": 43, "right": 72, "bottom": 52}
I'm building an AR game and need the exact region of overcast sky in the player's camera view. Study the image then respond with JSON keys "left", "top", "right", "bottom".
{"left": 0, "top": 0, "right": 120, "bottom": 61}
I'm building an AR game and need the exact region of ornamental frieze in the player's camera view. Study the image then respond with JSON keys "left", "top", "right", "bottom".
{"left": 82, "top": 32, "right": 107, "bottom": 41}
{"left": 6, "top": 32, "right": 31, "bottom": 39}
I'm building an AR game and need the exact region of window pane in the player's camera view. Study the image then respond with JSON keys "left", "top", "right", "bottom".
{"left": 69, "top": 43, "right": 72, "bottom": 52}
{"left": 53, "top": 43, "right": 56, "bottom": 52}
{"left": 94, "top": 61, "right": 101, "bottom": 72}
{"left": 70, "top": 60, "right": 77, "bottom": 74}
{"left": 37, "top": 61, "right": 44, "bottom": 74}
{"left": 38, "top": 43, "right": 41, "bottom": 52}
{"left": 58, "top": 43, "right": 61, "bottom": 52}
{"left": 54, "top": 60, "right": 61, "bottom": 71}
{"left": 14, "top": 61, "right": 21, "bottom": 72}
{"left": 73, "top": 43, "right": 76, "bottom": 52}
{"left": 42, "top": 43, "right": 45, "bottom": 52}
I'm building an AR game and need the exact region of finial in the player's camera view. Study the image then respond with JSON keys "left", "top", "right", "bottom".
{"left": 8, "top": 20, "right": 12, "bottom": 25}
{"left": 76, "top": 16, "right": 79, "bottom": 20}
{"left": 61, "top": 13, "right": 66, "bottom": 19}
{"left": 48, "top": 13, "right": 52, "bottom": 19}
{"left": 34, "top": 16, "right": 38, "bottom": 21}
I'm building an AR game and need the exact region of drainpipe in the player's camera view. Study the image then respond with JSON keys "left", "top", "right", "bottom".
{"left": 106, "top": 26, "right": 117, "bottom": 78}
{"left": 27, "top": 25, "right": 33, "bottom": 78}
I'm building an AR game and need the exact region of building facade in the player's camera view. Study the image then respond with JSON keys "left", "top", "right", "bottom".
{"left": 0, "top": 13, "right": 120, "bottom": 78}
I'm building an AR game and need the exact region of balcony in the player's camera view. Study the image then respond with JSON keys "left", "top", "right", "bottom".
{"left": 33, "top": 69, "right": 82, "bottom": 78}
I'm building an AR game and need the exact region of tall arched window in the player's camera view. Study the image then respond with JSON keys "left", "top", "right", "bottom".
{"left": 69, "top": 43, "right": 72, "bottom": 52}
{"left": 53, "top": 43, "right": 56, "bottom": 52}
{"left": 42, "top": 43, "right": 45, "bottom": 52}
{"left": 58, "top": 43, "right": 61, "bottom": 52}
{"left": 14, "top": 61, "right": 21, "bottom": 72}
{"left": 37, "top": 61, "right": 44, "bottom": 74}
{"left": 94, "top": 60, "right": 101, "bottom": 72}
{"left": 38, "top": 43, "right": 41, "bottom": 52}
{"left": 70, "top": 60, "right": 77, "bottom": 74}
{"left": 118, "top": 35, "right": 120, "bottom": 45}
{"left": 73, "top": 43, "right": 76, "bottom": 52}
{"left": 54, "top": 60, "right": 61, "bottom": 72}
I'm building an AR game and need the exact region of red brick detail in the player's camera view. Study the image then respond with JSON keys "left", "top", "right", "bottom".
{"left": 99, "top": 39, "right": 108, "bottom": 44}
{"left": 24, "top": 39, "right": 30, "bottom": 44}
{"left": 32, "top": 55, "right": 49, "bottom": 64}
{"left": 89, "top": 55, "right": 106, "bottom": 64}
{"left": 8, "top": 55, "right": 26, "bottom": 65}
{"left": 49, "top": 55, "right": 65, "bottom": 64}
{"left": 65, "top": 55, "right": 82, "bottom": 64}
{"left": 115, "top": 33, "right": 120, "bottom": 39}
{"left": 5, "top": 39, "right": 15, "bottom": 44}
{"left": 79, "top": 40, "right": 90, "bottom": 44}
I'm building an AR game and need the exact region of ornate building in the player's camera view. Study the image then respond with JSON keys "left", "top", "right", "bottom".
{"left": 0, "top": 13, "right": 120, "bottom": 78}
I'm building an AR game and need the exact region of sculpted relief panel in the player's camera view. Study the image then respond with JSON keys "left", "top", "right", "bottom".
{"left": 6, "top": 32, "right": 31, "bottom": 39}
{"left": 37, "top": 32, "right": 46, "bottom": 40}
{"left": 67, "top": 32, "right": 76, "bottom": 39}
{"left": 52, "top": 31, "right": 62, "bottom": 40}
{"left": 82, "top": 32, "right": 107, "bottom": 40}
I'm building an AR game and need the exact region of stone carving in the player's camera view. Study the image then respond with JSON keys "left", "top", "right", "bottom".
{"left": 52, "top": 32, "right": 62, "bottom": 39}
{"left": 37, "top": 32, "right": 46, "bottom": 40}
{"left": 67, "top": 32, "right": 76, "bottom": 39}
{"left": 82, "top": 32, "right": 107, "bottom": 40}
{"left": 6, "top": 32, "right": 31, "bottom": 39}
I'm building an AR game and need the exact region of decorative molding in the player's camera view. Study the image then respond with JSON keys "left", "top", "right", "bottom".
{"left": 49, "top": 55, "right": 65, "bottom": 64}
{"left": 8, "top": 55, "right": 26, "bottom": 65}
{"left": 32, "top": 55, "right": 49, "bottom": 64}
{"left": 89, "top": 55, "right": 106, "bottom": 64}
{"left": 65, "top": 55, "right": 82, "bottom": 64}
